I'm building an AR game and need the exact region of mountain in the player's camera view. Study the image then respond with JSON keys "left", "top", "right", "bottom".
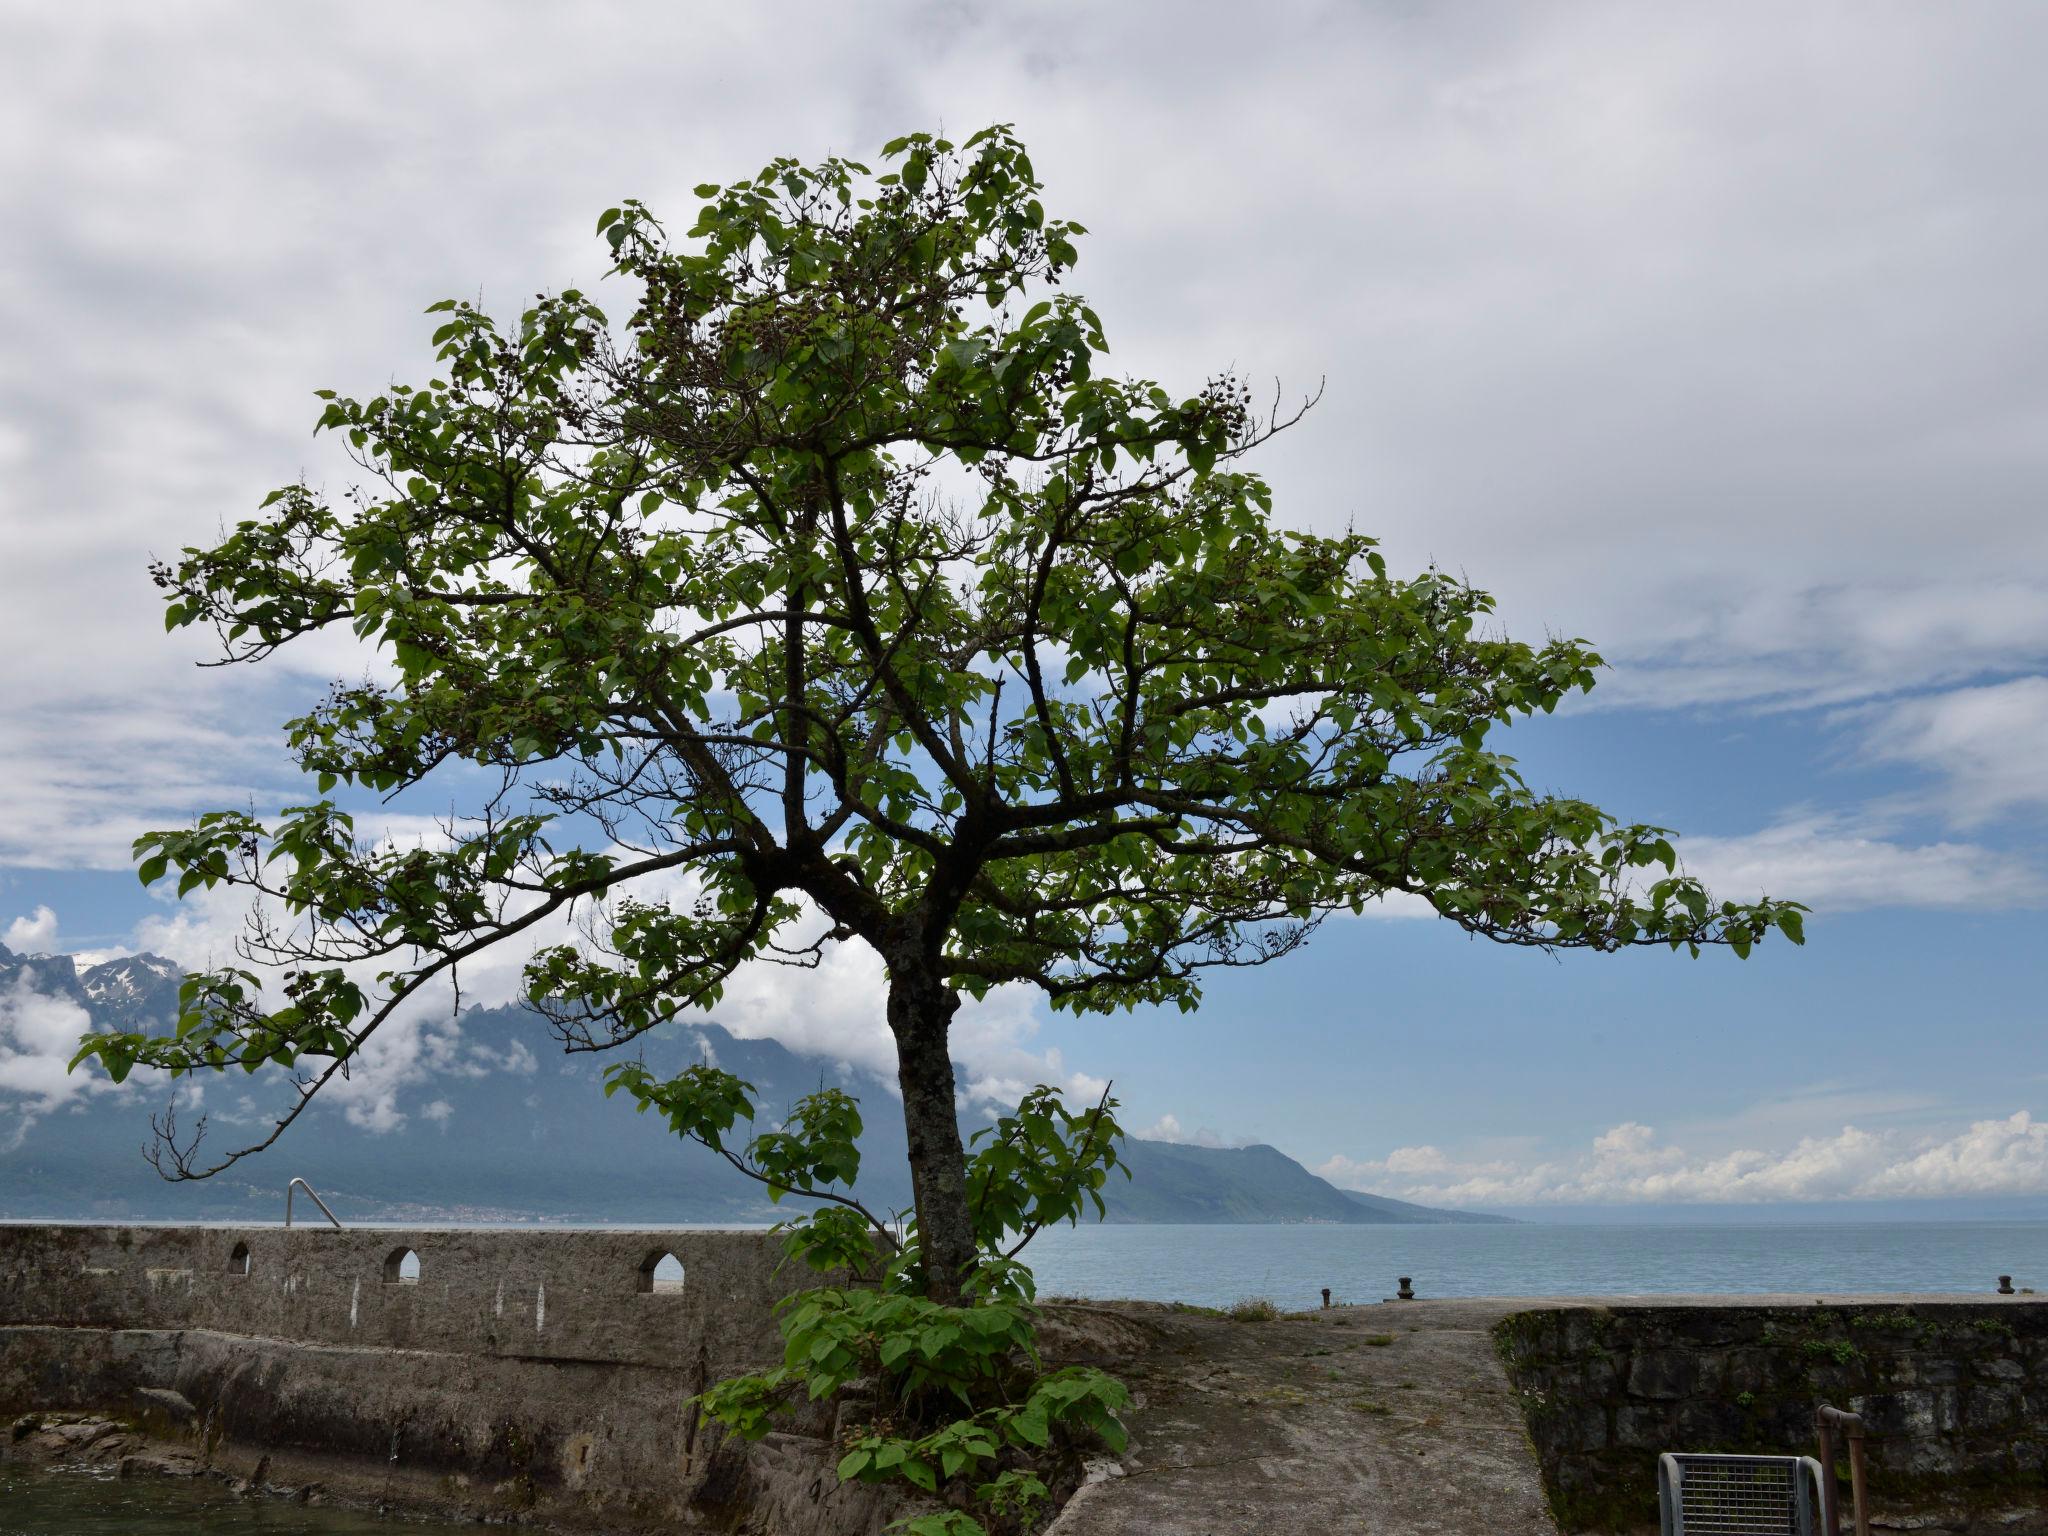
{"left": 75, "top": 952, "right": 184, "bottom": 1030}
{"left": 1339, "top": 1187, "right": 1516, "bottom": 1225}
{"left": 1107, "top": 1140, "right": 1511, "bottom": 1224}
{"left": 0, "top": 948, "right": 1505, "bottom": 1227}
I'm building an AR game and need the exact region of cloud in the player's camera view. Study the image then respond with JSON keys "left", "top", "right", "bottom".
{"left": 4, "top": 1, "right": 2048, "bottom": 886}
{"left": 709, "top": 904, "right": 1106, "bottom": 1113}
{"left": 1868, "top": 677, "right": 2048, "bottom": 826}
{"left": 1675, "top": 814, "right": 2047, "bottom": 911}
{"left": 1133, "top": 1113, "right": 1240, "bottom": 1147}
{"left": 1591, "top": 584, "right": 2048, "bottom": 714}
{"left": 1862, "top": 1113, "right": 2048, "bottom": 1198}
{"left": 0, "top": 968, "right": 199, "bottom": 1150}
{"left": 1341, "top": 892, "right": 1436, "bottom": 922}
{"left": 4, "top": 905, "right": 58, "bottom": 951}
{"left": 0, "top": 690, "right": 312, "bottom": 872}
{"left": 1320, "top": 1111, "right": 2048, "bottom": 1206}
{"left": 0, "top": 972, "right": 97, "bottom": 1110}
{"left": 61, "top": 865, "right": 1101, "bottom": 1137}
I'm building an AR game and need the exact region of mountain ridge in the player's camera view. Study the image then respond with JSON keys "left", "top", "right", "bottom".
{"left": 0, "top": 946, "right": 1508, "bottom": 1227}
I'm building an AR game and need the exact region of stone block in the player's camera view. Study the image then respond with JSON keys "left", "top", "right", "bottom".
{"left": 1720, "top": 1345, "right": 1798, "bottom": 1395}
{"left": 1671, "top": 1399, "right": 1748, "bottom": 1446}
{"left": 131, "top": 1386, "right": 196, "bottom": 1438}
{"left": 1967, "top": 1381, "right": 2026, "bottom": 1427}
{"left": 1627, "top": 1348, "right": 1700, "bottom": 1401}
{"left": 1856, "top": 1390, "right": 1937, "bottom": 1441}
{"left": 1932, "top": 1386, "right": 1963, "bottom": 1434}
{"left": 1615, "top": 1403, "right": 1677, "bottom": 1446}
{"left": 1886, "top": 1435, "right": 1960, "bottom": 1480}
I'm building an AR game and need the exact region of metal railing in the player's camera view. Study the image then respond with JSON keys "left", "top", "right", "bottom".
{"left": 1814, "top": 1406, "right": 1870, "bottom": 1536}
{"left": 1657, "top": 1453, "right": 1825, "bottom": 1535}
{"left": 284, "top": 1177, "right": 342, "bottom": 1230}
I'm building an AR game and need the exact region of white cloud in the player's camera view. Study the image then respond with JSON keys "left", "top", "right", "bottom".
{"left": 64, "top": 862, "right": 1100, "bottom": 1138}
{"left": 0, "top": 972, "right": 95, "bottom": 1105}
{"left": 1863, "top": 1113, "right": 2048, "bottom": 1198}
{"left": 0, "top": 969, "right": 150, "bottom": 1149}
{"left": 1342, "top": 892, "right": 1436, "bottom": 921}
{"left": 1675, "top": 814, "right": 2047, "bottom": 911}
{"left": 1133, "top": 1113, "right": 1238, "bottom": 1148}
{"left": 1592, "top": 584, "right": 2048, "bottom": 714}
{"left": 710, "top": 903, "right": 1105, "bottom": 1112}
{"left": 1868, "top": 676, "right": 2048, "bottom": 826}
{"left": 4, "top": 905, "right": 58, "bottom": 951}
{"left": 0, "top": 695, "right": 300, "bottom": 871}
{"left": 4, "top": 1, "right": 2048, "bottom": 883}
{"left": 1320, "top": 1111, "right": 2048, "bottom": 1206}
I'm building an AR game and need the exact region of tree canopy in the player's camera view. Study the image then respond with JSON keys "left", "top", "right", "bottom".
{"left": 76, "top": 125, "right": 1803, "bottom": 1302}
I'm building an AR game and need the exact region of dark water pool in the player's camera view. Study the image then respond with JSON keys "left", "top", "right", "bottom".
{"left": 0, "top": 1465, "right": 479, "bottom": 1534}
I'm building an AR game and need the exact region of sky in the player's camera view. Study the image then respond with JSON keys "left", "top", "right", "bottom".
{"left": 2, "top": 1, "right": 2045, "bottom": 1214}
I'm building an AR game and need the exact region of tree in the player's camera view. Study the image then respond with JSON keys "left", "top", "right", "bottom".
{"left": 76, "top": 126, "right": 1802, "bottom": 1303}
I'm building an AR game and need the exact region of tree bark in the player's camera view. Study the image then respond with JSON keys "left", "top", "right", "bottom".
{"left": 887, "top": 965, "right": 977, "bottom": 1305}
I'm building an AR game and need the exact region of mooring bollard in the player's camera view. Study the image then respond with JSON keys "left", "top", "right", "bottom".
{"left": 1999, "top": 1275, "right": 2016, "bottom": 1294}
{"left": 1321, "top": 1287, "right": 1331, "bottom": 1309}
{"left": 1396, "top": 1276, "right": 1415, "bottom": 1301}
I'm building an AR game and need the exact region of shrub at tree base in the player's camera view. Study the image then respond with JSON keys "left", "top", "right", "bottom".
{"left": 609, "top": 1064, "right": 1132, "bottom": 1533}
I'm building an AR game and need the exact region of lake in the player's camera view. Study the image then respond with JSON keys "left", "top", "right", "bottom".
{"left": 1017, "top": 1219, "right": 2048, "bottom": 1308}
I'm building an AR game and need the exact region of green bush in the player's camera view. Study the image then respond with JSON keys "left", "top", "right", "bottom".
{"left": 606, "top": 1062, "right": 1132, "bottom": 1535}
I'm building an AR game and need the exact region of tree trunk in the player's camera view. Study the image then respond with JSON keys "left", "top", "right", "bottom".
{"left": 887, "top": 966, "right": 977, "bottom": 1305}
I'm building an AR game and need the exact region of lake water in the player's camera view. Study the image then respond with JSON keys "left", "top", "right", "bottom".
{"left": 1018, "top": 1219, "right": 2048, "bottom": 1308}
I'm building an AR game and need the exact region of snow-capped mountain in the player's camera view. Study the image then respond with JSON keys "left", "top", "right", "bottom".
{"left": 77, "top": 953, "right": 183, "bottom": 1030}
{"left": 0, "top": 949, "right": 1502, "bottom": 1226}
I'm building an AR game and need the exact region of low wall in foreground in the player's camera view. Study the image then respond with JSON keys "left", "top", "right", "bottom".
{"left": 0, "top": 1222, "right": 892, "bottom": 1533}
{"left": 10, "top": 1229, "right": 2048, "bottom": 1534}
{"left": 1493, "top": 1298, "right": 2048, "bottom": 1532}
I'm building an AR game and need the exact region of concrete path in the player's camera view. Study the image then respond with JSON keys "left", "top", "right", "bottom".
{"left": 1044, "top": 1300, "right": 1556, "bottom": 1536}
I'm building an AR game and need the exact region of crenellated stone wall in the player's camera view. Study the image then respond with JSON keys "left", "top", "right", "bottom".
{"left": 1493, "top": 1298, "right": 2048, "bottom": 1533}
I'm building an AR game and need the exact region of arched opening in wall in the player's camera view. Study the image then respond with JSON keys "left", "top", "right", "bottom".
{"left": 228, "top": 1242, "right": 251, "bottom": 1276}
{"left": 639, "top": 1250, "right": 685, "bottom": 1295}
{"left": 383, "top": 1247, "right": 421, "bottom": 1285}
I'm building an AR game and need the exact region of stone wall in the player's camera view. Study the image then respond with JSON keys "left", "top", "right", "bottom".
{"left": 1493, "top": 1299, "right": 2048, "bottom": 1533}
{"left": 0, "top": 1222, "right": 893, "bottom": 1533}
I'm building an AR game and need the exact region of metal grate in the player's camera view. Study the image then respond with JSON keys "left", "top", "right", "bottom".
{"left": 1659, "top": 1454, "right": 1823, "bottom": 1536}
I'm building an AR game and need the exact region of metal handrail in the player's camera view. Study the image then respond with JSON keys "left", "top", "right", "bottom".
{"left": 1815, "top": 1405, "right": 1870, "bottom": 1536}
{"left": 285, "top": 1177, "right": 342, "bottom": 1230}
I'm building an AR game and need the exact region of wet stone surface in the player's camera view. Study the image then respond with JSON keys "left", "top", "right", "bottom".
{"left": 2, "top": 1423, "right": 477, "bottom": 1533}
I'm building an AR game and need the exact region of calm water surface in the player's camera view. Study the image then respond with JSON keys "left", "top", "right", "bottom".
{"left": 1018, "top": 1219, "right": 2048, "bottom": 1309}
{"left": 0, "top": 1465, "right": 473, "bottom": 1534}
